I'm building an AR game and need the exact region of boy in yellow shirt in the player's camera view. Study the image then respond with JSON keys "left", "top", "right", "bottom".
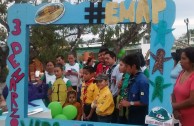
{"left": 80, "top": 66, "right": 99, "bottom": 121}
{"left": 92, "top": 74, "right": 114, "bottom": 123}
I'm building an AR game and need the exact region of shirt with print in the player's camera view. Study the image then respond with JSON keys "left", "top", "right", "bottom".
{"left": 65, "top": 63, "right": 81, "bottom": 86}
{"left": 40, "top": 71, "right": 56, "bottom": 85}
{"left": 96, "top": 62, "right": 109, "bottom": 75}
{"left": 106, "top": 64, "right": 123, "bottom": 97}
{"left": 119, "top": 73, "right": 130, "bottom": 99}
{"left": 94, "top": 86, "right": 114, "bottom": 116}
{"left": 80, "top": 78, "right": 99, "bottom": 104}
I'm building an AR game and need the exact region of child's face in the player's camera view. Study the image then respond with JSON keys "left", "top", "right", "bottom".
{"left": 96, "top": 80, "right": 107, "bottom": 89}
{"left": 83, "top": 69, "right": 94, "bottom": 82}
{"left": 119, "top": 61, "right": 126, "bottom": 73}
{"left": 68, "top": 54, "right": 75, "bottom": 65}
{"left": 68, "top": 94, "right": 76, "bottom": 104}
{"left": 54, "top": 67, "right": 63, "bottom": 79}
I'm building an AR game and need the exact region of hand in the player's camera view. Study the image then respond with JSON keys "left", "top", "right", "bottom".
{"left": 91, "top": 100, "right": 97, "bottom": 108}
{"left": 173, "top": 110, "right": 181, "bottom": 120}
{"left": 120, "top": 100, "right": 130, "bottom": 107}
{"left": 86, "top": 114, "right": 92, "bottom": 120}
{"left": 83, "top": 112, "right": 86, "bottom": 120}
{"left": 118, "top": 103, "right": 123, "bottom": 110}
{"left": 118, "top": 80, "right": 123, "bottom": 89}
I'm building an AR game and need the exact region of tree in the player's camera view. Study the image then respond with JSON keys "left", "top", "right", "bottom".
{"left": 89, "top": 23, "right": 150, "bottom": 53}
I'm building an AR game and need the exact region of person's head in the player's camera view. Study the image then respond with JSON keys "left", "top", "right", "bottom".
{"left": 98, "top": 47, "right": 109, "bottom": 63}
{"left": 180, "top": 47, "right": 194, "bottom": 71}
{"left": 68, "top": 53, "right": 76, "bottom": 65}
{"left": 83, "top": 66, "right": 95, "bottom": 82}
{"left": 56, "top": 55, "right": 65, "bottom": 65}
{"left": 45, "top": 61, "right": 55, "bottom": 74}
{"left": 123, "top": 53, "right": 141, "bottom": 75}
{"left": 67, "top": 90, "right": 77, "bottom": 104}
{"left": 119, "top": 59, "right": 127, "bottom": 73}
{"left": 104, "top": 51, "right": 116, "bottom": 66}
{"left": 137, "top": 52, "right": 146, "bottom": 67}
{"left": 86, "top": 57, "right": 94, "bottom": 67}
{"left": 95, "top": 74, "right": 108, "bottom": 89}
{"left": 54, "top": 63, "right": 63, "bottom": 79}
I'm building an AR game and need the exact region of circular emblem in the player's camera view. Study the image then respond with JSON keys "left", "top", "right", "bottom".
{"left": 35, "top": 3, "right": 65, "bottom": 24}
{"left": 149, "top": 107, "right": 171, "bottom": 122}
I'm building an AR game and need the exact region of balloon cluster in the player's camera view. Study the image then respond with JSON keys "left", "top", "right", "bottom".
{"left": 118, "top": 49, "right": 126, "bottom": 58}
{"left": 48, "top": 102, "right": 77, "bottom": 120}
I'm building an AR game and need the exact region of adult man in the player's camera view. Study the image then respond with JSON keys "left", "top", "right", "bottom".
{"left": 104, "top": 50, "right": 123, "bottom": 123}
{"left": 95, "top": 47, "right": 109, "bottom": 75}
{"left": 56, "top": 55, "right": 66, "bottom": 71}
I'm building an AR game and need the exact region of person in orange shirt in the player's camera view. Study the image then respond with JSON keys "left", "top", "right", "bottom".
{"left": 80, "top": 66, "right": 99, "bottom": 121}
{"left": 63, "top": 90, "right": 82, "bottom": 120}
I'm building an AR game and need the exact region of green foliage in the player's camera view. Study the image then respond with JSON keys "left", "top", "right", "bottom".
{"left": 30, "top": 25, "right": 70, "bottom": 63}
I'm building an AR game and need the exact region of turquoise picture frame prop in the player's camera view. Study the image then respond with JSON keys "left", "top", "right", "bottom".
{"left": 6, "top": 0, "right": 175, "bottom": 125}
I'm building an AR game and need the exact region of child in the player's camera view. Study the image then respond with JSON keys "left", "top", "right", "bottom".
{"left": 65, "top": 53, "right": 82, "bottom": 91}
{"left": 63, "top": 90, "right": 82, "bottom": 120}
{"left": 51, "top": 64, "right": 72, "bottom": 105}
{"left": 92, "top": 74, "right": 114, "bottom": 123}
{"left": 80, "top": 66, "right": 99, "bottom": 121}
{"left": 117, "top": 60, "right": 130, "bottom": 124}
{"left": 120, "top": 53, "right": 149, "bottom": 125}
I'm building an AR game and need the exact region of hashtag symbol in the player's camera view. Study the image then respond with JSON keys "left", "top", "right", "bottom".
{"left": 85, "top": 2, "right": 105, "bottom": 24}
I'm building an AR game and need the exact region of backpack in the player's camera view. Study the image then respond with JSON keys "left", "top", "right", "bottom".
{"left": 51, "top": 78, "right": 67, "bottom": 106}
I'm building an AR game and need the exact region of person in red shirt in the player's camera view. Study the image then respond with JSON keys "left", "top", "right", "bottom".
{"left": 95, "top": 47, "right": 109, "bottom": 75}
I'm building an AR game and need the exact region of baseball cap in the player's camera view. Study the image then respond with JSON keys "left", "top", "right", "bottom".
{"left": 94, "top": 74, "right": 108, "bottom": 81}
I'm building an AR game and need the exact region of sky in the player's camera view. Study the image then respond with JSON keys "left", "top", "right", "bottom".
{"left": 172, "top": 0, "right": 194, "bottom": 39}
{"left": 7, "top": 0, "right": 194, "bottom": 39}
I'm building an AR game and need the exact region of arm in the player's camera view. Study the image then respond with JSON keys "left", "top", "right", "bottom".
{"left": 120, "top": 100, "right": 144, "bottom": 107}
{"left": 76, "top": 102, "right": 82, "bottom": 120}
{"left": 96, "top": 95, "right": 112, "bottom": 113}
{"left": 172, "top": 90, "right": 194, "bottom": 110}
{"left": 86, "top": 107, "right": 95, "bottom": 120}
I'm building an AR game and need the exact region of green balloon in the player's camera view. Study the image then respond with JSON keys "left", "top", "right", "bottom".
{"left": 118, "top": 52, "right": 123, "bottom": 58}
{"left": 54, "top": 114, "right": 68, "bottom": 120}
{"left": 48, "top": 102, "right": 62, "bottom": 118}
{"left": 120, "top": 49, "right": 126, "bottom": 54}
{"left": 62, "top": 105, "right": 77, "bottom": 120}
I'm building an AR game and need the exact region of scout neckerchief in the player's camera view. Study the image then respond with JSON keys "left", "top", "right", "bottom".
{"left": 83, "top": 77, "right": 95, "bottom": 104}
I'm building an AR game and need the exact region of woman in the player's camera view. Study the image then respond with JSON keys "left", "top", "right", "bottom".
{"left": 172, "top": 47, "right": 194, "bottom": 126}
{"left": 38, "top": 61, "right": 56, "bottom": 85}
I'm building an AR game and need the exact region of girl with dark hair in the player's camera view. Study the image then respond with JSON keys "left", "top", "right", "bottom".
{"left": 172, "top": 47, "right": 194, "bottom": 126}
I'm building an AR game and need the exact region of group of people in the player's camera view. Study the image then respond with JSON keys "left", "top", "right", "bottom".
{"left": 34, "top": 47, "right": 149, "bottom": 125}
{"left": 2, "top": 46, "right": 194, "bottom": 126}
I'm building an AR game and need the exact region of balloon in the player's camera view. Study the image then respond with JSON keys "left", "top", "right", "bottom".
{"left": 117, "top": 53, "right": 123, "bottom": 58}
{"left": 62, "top": 105, "right": 77, "bottom": 120}
{"left": 117, "top": 49, "right": 126, "bottom": 58}
{"left": 48, "top": 102, "right": 62, "bottom": 118}
{"left": 120, "top": 49, "right": 126, "bottom": 55}
{"left": 54, "top": 114, "right": 68, "bottom": 120}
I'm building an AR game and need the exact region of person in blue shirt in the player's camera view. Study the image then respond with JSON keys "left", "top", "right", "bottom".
{"left": 119, "top": 53, "right": 149, "bottom": 125}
